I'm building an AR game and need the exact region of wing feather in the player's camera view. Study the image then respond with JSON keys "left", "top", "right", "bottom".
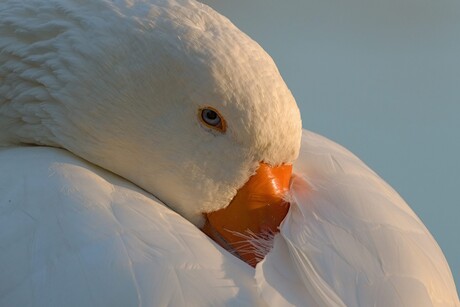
{"left": 0, "top": 146, "right": 261, "bottom": 307}
{"left": 256, "top": 130, "right": 459, "bottom": 306}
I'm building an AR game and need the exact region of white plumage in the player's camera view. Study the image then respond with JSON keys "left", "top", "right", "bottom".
{"left": 1, "top": 132, "right": 458, "bottom": 306}
{"left": 0, "top": 0, "right": 458, "bottom": 306}
{"left": 0, "top": 147, "right": 259, "bottom": 306}
{"left": 258, "top": 131, "right": 459, "bottom": 306}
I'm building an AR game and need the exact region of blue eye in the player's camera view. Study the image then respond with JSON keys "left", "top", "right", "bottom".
{"left": 202, "top": 109, "right": 220, "bottom": 126}
{"left": 199, "top": 107, "right": 226, "bottom": 132}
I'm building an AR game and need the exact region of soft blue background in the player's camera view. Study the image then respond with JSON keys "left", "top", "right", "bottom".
{"left": 201, "top": 0, "right": 460, "bottom": 290}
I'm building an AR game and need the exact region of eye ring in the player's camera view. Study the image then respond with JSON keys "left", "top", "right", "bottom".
{"left": 198, "top": 107, "right": 227, "bottom": 133}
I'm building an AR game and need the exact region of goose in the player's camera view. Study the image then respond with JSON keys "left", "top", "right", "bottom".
{"left": 0, "top": 0, "right": 458, "bottom": 306}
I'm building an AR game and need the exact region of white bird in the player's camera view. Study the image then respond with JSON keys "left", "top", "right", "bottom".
{"left": 0, "top": 0, "right": 458, "bottom": 306}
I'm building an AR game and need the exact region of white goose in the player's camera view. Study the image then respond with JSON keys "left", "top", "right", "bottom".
{"left": 0, "top": 0, "right": 458, "bottom": 306}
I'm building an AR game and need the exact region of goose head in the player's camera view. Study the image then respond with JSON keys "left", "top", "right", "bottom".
{"left": 1, "top": 0, "right": 302, "bottom": 265}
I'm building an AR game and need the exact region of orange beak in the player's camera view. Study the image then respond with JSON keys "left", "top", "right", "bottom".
{"left": 202, "top": 162, "right": 292, "bottom": 267}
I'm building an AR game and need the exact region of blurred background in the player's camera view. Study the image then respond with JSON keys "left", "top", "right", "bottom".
{"left": 201, "top": 0, "right": 460, "bottom": 290}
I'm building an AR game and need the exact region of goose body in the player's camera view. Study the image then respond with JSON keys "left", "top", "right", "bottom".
{"left": 1, "top": 132, "right": 458, "bottom": 306}
{"left": 0, "top": 0, "right": 458, "bottom": 306}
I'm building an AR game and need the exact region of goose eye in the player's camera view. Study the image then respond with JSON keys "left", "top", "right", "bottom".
{"left": 199, "top": 107, "right": 226, "bottom": 132}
